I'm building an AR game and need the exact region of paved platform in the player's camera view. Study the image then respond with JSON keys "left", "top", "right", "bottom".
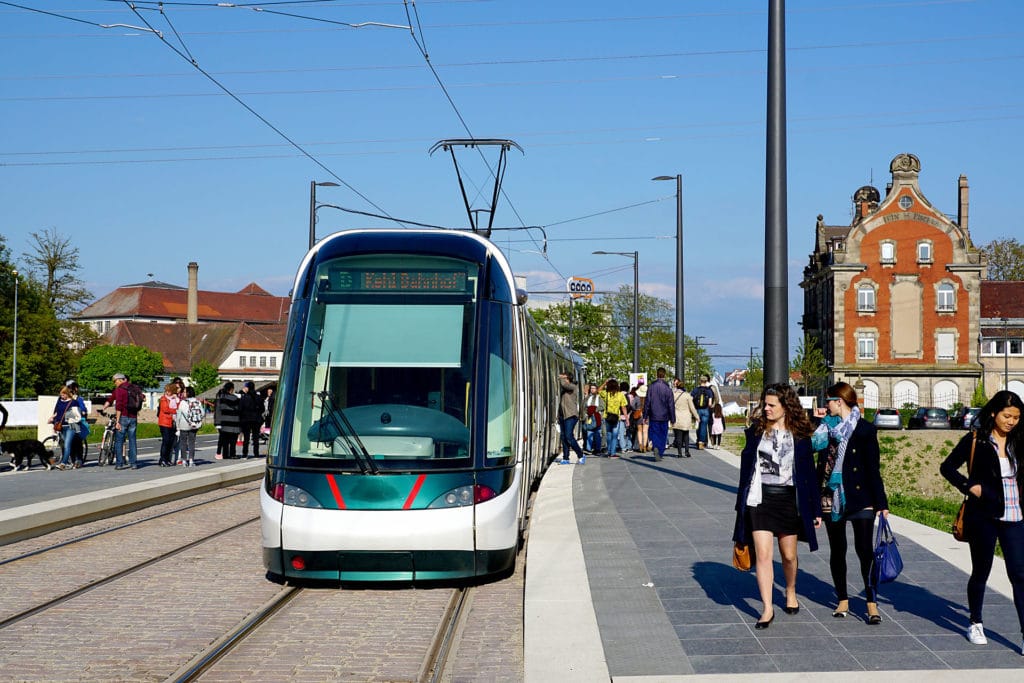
{"left": 526, "top": 446, "right": 1024, "bottom": 681}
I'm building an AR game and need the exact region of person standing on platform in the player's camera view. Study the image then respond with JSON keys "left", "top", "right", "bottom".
{"left": 101, "top": 373, "right": 140, "bottom": 470}
{"left": 670, "top": 379, "right": 699, "bottom": 457}
{"left": 175, "top": 386, "right": 204, "bottom": 468}
{"left": 813, "top": 381, "right": 889, "bottom": 624}
{"left": 557, "top": 370, "right": 586, "bottom": 465}
{"left": 710, "top": 403, "right": 726, "bottom": 448}
{"left": 733, "top": 383, "right": 821, "bottom": 629}
{"left": 583, "top": 383, "right": 605, "bottom": 454}
{"left": 599, "top": 379, "right": 628, "bottom": 458}
{"left": 156, "top": 383, "right": 179, "bottom": 467}
{"left": 239, "top": 381, "right": 265, "bottom": 459}
{"left": 940, "top": 390, "right": 1024, "bottom": 652}
{"left": 692, "top": 375, "right": 715, "bottom": 449}
{"left": 214, "top": 382, "right": 241, "bottom": 459}
{"left": 643, "top": 368, "right": 676, "bottom": 461}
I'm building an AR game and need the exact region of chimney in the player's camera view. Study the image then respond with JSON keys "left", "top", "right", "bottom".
{"left": 957, "top": 174, "right": 969, "bottom": 234}
{"left": 187, "top": 261, "right": 199, "bottom": 324}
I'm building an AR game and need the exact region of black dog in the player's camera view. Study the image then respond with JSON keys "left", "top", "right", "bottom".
{"left": 1, "top": 439, "right": 54, "bottom": 471}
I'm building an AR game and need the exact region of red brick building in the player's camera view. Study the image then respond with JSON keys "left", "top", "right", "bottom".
{"left": 801, "top": 153, "right": 986, "bottom": 409}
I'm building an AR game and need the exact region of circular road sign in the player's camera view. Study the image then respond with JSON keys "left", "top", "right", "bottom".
{"left": 566, "top": 277, "right": 594, "bottom": 299}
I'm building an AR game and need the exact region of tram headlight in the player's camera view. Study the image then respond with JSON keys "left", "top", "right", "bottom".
{"left": 278, "top": 483, "right": 324, "bottom": 509}
{"left": 427, "top": 484, "right": 498, "bottom": 508}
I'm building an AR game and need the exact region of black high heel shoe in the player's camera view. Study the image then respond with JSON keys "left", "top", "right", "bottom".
{"left": 755, "top": 613, "right": 775, "bottom": 630}
{"left": 784, "top": 605, "right": 800, "bottom": 615}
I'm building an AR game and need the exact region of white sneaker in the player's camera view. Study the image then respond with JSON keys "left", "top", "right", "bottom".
{"left": 968, "top": 622, "right": 987, "bottom": 645}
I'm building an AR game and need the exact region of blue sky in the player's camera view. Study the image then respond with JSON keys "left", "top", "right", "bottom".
{"left": 2, "top": 0, "right": 1021, "bottom": 373}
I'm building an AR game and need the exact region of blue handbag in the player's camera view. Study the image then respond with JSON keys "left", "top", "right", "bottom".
{"left": 870, "top": 516, "right": 903, "bottom": 585}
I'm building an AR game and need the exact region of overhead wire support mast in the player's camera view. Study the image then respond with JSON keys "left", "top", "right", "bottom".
{"left": 429, "top": 139, "right": 523, "bottom": 238}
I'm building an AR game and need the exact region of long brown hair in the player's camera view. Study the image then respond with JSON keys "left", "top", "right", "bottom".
{"left": 756, "top": 383, "right": 813, "bottom": 439}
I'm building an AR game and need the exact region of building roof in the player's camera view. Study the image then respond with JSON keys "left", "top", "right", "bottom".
{"left": 77, "top": 281, "right": 289, "bottom": 324}
{"left": 106, "top": 321, "right": 287, "bottom": 375}
{"left": 980, "top": 280, "right": 1024, "bottom": 320}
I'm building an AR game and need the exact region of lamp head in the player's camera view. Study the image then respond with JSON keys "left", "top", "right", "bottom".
{"left": 652, "top": 175, "right": 675, "bottom": 181}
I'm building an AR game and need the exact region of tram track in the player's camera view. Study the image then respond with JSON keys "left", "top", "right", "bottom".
{"left": 0, "top": 483, "right": 260, "bottom": 568}
{"left": 0, "top": 516, "right": 259, "bottom": 631}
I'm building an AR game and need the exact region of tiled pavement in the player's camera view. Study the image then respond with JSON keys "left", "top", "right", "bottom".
{"left": 572, "top": 448, "right": 1024, "bottom": 677}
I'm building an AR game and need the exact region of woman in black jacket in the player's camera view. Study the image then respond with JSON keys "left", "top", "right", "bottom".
{"left": 940, "top": 390, "right": 1024, "bottom": 652}
{"left": 733, "top": 383, "right": 821, "bottom": 629}
{"left": 814, "top": 382, "right": 889, "bottom": 624}
{"left": 214, "top": 382, "right": 241, "bottom": 459}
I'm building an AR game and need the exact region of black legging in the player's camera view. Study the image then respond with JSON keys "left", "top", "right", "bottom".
{"left": 825, "top": 514, "right": 877, "bottom": 603}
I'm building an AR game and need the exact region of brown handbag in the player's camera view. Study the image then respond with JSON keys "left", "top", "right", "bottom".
{"left": 732, "top": 542, "right": 751, "bottom": 571}
{"left": 952, "top": 435, "right": 977, "bottom": 543}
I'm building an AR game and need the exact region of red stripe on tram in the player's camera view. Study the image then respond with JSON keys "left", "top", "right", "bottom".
{"left": 403, "top": 474, "right": 426, "bottom": 510}
{"left": 325, "top": 474, "right": 346, "bottom": 509}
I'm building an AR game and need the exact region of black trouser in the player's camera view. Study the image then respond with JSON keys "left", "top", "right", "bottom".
{"left": 672, "top": 429, "right": 691, "bottom": 453}
{"left": 217, "top": 430, "right": 238, "bottom": 459}
{"left": 825, "top": 512, "right": 877, "bottom": 603}
{"left": 240, "top": 420, "right": 261, "bottom": 457}
{"left": 966, "top": 514, "right": 1024, "bottom": 632}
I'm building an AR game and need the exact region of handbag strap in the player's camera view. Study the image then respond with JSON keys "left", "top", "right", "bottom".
{"left": 962, "top": 432, "right": 977, "bottom": 502}
{"left": 875, "top": 515, "right": 895, "bottom": 545}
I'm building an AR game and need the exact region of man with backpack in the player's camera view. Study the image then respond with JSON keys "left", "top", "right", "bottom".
{"left": 101, "top": 372, "right": 143, "bottom": 469}
{"left": 691, "top": 374, "right": 716, "bottom": 450}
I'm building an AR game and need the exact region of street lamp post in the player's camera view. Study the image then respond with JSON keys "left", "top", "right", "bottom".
{"left": 1003, "top": 317, "right": 1010, "bottom": 390}
{"left": 653, "top": 174, "right": 684, "bottom": 381}
{"left": 593, "top": 250, "right": 639, "bottom": 372}
{"left": 309, "top": 180, "right": 340, "bottom": 250}
{"left": 11, "top": 269, "right": 18, "bottom": 401}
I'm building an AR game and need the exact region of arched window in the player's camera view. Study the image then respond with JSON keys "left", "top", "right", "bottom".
{"left": 933, "top": 380, "right": 959, "bottom": 410}
{"left": 857, "top": 284, "right": 876, "bottom": 312}
{"left": 937, "top": 283, "right": 955, "bottom": 311}
{"left": 892, "top": 380, "right": 919, "bottom": 408}
{"left": 862, "top": 380, "right": 880, "bottom": 409}
{"left": 880, "top": 241, "right": 896, "bottom": 264}
{"left": 917, "top": 240, "right": 933, "bottom": 263}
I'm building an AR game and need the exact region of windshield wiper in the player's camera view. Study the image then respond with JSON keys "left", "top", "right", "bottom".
{"left": 316, "top": 391, "right": 379, "bottom": 474}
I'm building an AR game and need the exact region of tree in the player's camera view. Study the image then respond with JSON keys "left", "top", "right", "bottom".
{"left": 791, "top": 334, "right": 829, "bottom": 397}
{"left": 77, "top": 344, "right": 165, "bottom": 394}
{"left": 189, "top": 360, "right": 220, "bottom": 393}
{"left": 531, "top": 299, "right": 624, "bottom": 381}
{"left": 970, "top": 381, "right": 987, "bottom": 407}
{"left": 979, "top": 237, "right": 1024, "bottom": 281}
{"left": 745, "top": 353, "right": 764, "bottom": 400}
{"left": 22, "top": 227, "right": 93, "bottom": 318}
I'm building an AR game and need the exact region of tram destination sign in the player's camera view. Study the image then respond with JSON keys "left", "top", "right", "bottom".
{"left": 566, "top": 276, "right": 594, "bottom": 299}
{"left": 332, "top": 269, "right": 468, "bottom": 292}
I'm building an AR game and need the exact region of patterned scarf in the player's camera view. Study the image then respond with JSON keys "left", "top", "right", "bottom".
{"left": 827, "top": 406, "right": 860, "bottom": 521}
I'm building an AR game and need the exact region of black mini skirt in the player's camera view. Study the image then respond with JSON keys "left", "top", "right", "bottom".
{"left": 749, "top": 484, "right": 801, "bottom": 536}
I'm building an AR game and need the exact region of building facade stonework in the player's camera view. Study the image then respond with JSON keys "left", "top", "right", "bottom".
{"left": 801, "top": 153, "right": 986, "bottom": 409}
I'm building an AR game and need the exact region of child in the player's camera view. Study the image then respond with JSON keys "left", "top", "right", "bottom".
{"left": 710, "top": 403, "right": 726, "bottom": 447}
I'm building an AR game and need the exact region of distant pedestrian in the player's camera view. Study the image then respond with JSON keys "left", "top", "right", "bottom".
{"left": 263, "top": 387, "right": 275, "bottom": 429}
{"left": 710, "top": 403, "right": 726, "bottom": 448}
{"left": 599, "top": 379, "right": 628, "bottom": 458}
{"left": 214, "top": 382, "right": 240, "bottom": 459}
{"left": 100, "top": 373, "right": 139, "bottom": 470}
{"left": 632, "top": 381, "right": 649, "bottom": 452}
{"left": 48, "top": 385, "right": 83, "bottom": 470}
{"left": 670, "top": 379, "right": 699, "bottom": 457}
{"left": 583, "top": 383, "right": 605, "bottom": 454}
{"left": 940, "top": 390, "right": 1024, "bottom": 653}
{"left": 557, "top": 370, "right": 586, "bottom": 465}
{"left": 813, "top": 382, "right": 889, "bottom": 624}
{"left": 692, "top": 375, "right": 715, "bottom": 449}
{"left": 239, "top": 381, "right": 265, "bottom": 458}
{"left": 733, "top": 383, "right": 821, "bottom": 629}
{"left": 175, "top": 386, "right": 204, "bottom": 467}
{"left": 157, "top": 382, "right": 179, "bottom": 467}
{"left": 642, "top": 368, "right": 676, "bottom": 461}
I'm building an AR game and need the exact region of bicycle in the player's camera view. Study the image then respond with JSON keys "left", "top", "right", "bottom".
{"left": 41, "top": 424, "right": 90, "bottom": 469}
{"left": 96, "top": 410, "right": 120, "bottom": 467}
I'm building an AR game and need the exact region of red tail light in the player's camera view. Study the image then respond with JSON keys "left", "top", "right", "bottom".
{"left": 291, "top": 555, "right": 306, "bottom": 571}
{"left": 474, "top": 484, "right": 497, "bottom": 503}
{"left": 272, "top": 483, "right": 285, "bottom": 502}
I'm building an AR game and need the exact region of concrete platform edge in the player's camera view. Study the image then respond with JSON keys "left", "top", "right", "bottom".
{"left": 0, "top": 461, "right": 265, "bottom": 545}
{"left": 525, "top": 462, "right": 609, "bottom": 682}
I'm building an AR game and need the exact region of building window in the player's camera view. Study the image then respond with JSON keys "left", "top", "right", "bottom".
{"left": 880, "top": 241, "right": 896, "bottom": 264}
{"left": 899, "top": 195, "right": 913, "bottom": 210}
{"left": 857, "top": 284, "right": 876, "bottom": 312}
{"left": 937, "top": 332, "right": 955, "bottom": 361}
{"left": 917, "top": 240, "right": 933, "bottom": 263}
{"left": 259, "top": 356, "right": 267, "bottom": 368}
{"left": 270, "top": 357, "right": 277, "bottom": 368}
{"left": 857, "top": 335, "right": 876, "bottom": 361}
{"left": 239, "top": 355, "right": 246, "bottom": 368}
{"left": 104, "top": 321, "right": 111, "bottom": 332}
{"left": 250, "top": 355, "right": 257, "bottom": 366}
{"left": 937, "top": 283, "right": 956, "bottom": 311}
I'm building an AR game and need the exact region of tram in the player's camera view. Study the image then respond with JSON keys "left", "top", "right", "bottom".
{"left": 261, "top": 229, "right": 580, "bottom": 582}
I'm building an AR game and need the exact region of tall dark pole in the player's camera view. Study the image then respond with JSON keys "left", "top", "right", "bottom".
{"left": 764, "top": 0, "right": 789, "bottom": 386}
{"left": 653, "top": 174, "right": 685, "bottom": 380}
{"left": 568, "top": 296, "right": 574, "bottom": 353}
{"left": 632, "top": 251, "right": 640, "bottom": 373}
{"left": 308, "top": 180, "right": 317, "bottom": 251}
{"left": 11, "top": 270, "right": 18, "bottom": 401}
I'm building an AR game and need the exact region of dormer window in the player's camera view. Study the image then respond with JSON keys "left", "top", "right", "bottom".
{"left": 917, "top": 240, "right": 933, "bottom": 263}
{"left": 880, "top": 241, "right": 896, "bottom": 264}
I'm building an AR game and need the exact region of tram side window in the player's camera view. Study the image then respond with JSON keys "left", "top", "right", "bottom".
{"left": 486, "top": 303, "right": 515, "bottom": 462}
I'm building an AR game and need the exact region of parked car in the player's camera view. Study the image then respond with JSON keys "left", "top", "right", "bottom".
{"left": 907, "top": 407, "right": 951, "bottom": 429}
{"left": 950, "top": 406, "right": 982, "bottom": 430}
{"left": 872, "top": 408, "right": 903, "bottom": 430}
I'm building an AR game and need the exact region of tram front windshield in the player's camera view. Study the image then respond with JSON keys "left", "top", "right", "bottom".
{"left": 284, "top": 254, "right": 479, "bottom": 470}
